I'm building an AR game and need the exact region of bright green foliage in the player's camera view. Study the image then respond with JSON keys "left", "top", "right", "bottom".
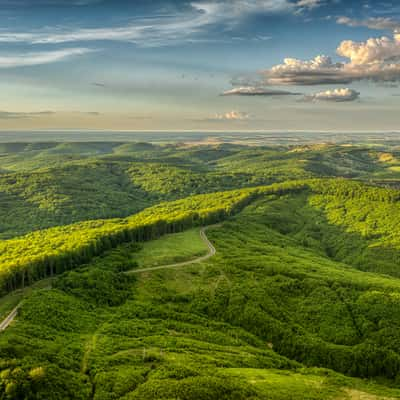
{"left": 0, "top": 186, "right": 261, "bottom": 295}
{"left": 0, "top": 162, "right": 150, "bottom": 239}
{"left": 54, "top": 268, "right": 135, "bottom": 306}
{"left": 127, "top": 162, "right": 249, "bottom": 199}
{"left": 2, "top": 142, "right": 400, "bottom": 239}
{"left": 3, "top": 143, "right": 400, "bottom": 398}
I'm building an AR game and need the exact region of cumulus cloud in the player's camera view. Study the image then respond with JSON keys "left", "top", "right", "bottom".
{"left": 0, "top": 48, "right": 95, "bottom": 68}
{"left": 260, "top": 33, "right": 400, "bottom": 86}
{"left": 222, "top": 86, "right": 301, "bottom": 96}
{"left": 214, "top": 111, "right": 250, "bottom": 120}
{"left": 337, "top": 16, "right": 400, "bottom": 31}
{"left": 265, "top": 55, "right": 347, "bottom": 85}
{"left": 303, "top": 88, "right": 360, "bottom": 102}
{"left": 337, "top": 34, "right": 400, "bottom": 65}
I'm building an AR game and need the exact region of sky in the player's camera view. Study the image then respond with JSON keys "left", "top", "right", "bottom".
{"left": 0, "top": 0, "right": 400, "bottom": 132}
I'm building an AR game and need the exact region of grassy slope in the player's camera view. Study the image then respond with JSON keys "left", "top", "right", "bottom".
{"left": 132, "top": 228, "right": 208, "bottom": 268}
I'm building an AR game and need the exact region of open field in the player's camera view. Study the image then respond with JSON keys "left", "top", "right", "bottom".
{"left": 132, "top": 228, "right": 208, "bottom": 268}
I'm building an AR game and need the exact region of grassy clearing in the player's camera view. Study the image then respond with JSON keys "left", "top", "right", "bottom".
{"left": 132, "top": 228, "right": 208, "bottom": 268}
{"left": 224, "top": 368, "right": 400, "bottom": 400}
{"left": 225, "top": 368, "right": 342, "bottom": 399}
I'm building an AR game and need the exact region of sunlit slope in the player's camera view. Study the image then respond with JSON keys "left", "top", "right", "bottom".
{"left": 2, "top": 178, "right": 400, "bottom": 295}
{"left": 0, "top": 185, "right": 271, "bottom": 295}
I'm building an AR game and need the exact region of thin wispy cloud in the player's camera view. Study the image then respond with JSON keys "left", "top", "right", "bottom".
{"left": 337, "top": 16, "right": 400, "bottom": 31}
{"left": 0, "top": 111, "right": 55, "bottom": 119}
{"left": 222, "top": 86, "right": 301, "bottom": 96}
{"left": 296, "top": 0, "right": 323, "bottom": 10}
{"left": 0, "top": 48, "right": 95, "bottom": 68}
{"left": 0, "top": 110, "right": 101, "bottom": 119}
{"left": 0, "top": 0, "right": 318, "bottom": 46}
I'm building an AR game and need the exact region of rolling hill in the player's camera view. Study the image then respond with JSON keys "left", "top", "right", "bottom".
{"left": 2, "top": 143, "right": 400, "bottom": 399}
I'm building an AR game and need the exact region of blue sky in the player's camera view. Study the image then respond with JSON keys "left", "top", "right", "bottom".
{"left": 0, "top": 0, "right": 400, "bottom": 131}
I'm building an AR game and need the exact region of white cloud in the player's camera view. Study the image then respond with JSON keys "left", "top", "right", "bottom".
{"left": 222, "top": 86, "right": 301, "bottom": 96}
{"left": 337, "top": 34, "right": 400, "bottom": 65}
{"left": 0, "top": 48, "right": 95, "bottom": 68}
{"left": 303, "top": 88, "right": 360, "bottom": 102}
{"left": 214, "top": 110, "right": 250, "bottom": 120}
{"left": 260, "top": 33, "right": 400, "bottom": 86}
{"left": 337, "top": 16, "right": 400, "bottom": 31}
{"left": 266, "top": 55, "right": 344, "bottom": 85}
{"left": 192, "top": 0, "right": 294, "bottom": 21}
{"left": 296, "top": 0, "right": 322, "bottom": 10}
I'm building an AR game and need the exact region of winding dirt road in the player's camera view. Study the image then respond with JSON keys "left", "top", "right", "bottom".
{"left": 0, "top": 226, "right": 219, "bottom": 332}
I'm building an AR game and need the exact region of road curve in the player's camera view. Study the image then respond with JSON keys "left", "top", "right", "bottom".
{"left": 126, "top": 225, "right": 219, "bottom": 275}
{"left": 0, "top": 226, "right": 219, "bottom": 332}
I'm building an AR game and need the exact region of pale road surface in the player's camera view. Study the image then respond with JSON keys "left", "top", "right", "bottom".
{"left": 0, "top": 304, "right": 20, "bottom": 331}
{"left": 0, "top": 226, "right": 219, "bottom": 332}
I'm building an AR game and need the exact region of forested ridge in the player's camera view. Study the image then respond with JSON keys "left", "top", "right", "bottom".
{"left": 2, "top": 142, "right": 400, "bottom": 239}
{"left": 3, "top": 143, "right": 400, "bottom": 399}
{"left": 0, "top": 181, "right": 308, "bottom": 295}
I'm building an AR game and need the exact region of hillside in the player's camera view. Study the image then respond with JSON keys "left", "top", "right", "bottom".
{"left": 2, "top": 143, "right": 400, "bottom": 398}
{"left": 2, "top": 142, "right": 400, "bottom": 239}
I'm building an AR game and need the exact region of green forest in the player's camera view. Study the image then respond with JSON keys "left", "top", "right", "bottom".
{"left": 3, "top": 142, "right": 400, "bottom": 399}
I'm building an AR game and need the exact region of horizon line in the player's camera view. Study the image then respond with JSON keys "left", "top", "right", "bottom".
{"left": 2, "top": 129, "right": 400, "bottom": 134}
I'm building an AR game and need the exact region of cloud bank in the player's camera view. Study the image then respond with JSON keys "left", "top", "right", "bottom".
{"left": 260, "top": 33, "right": 400, "bottom": 86}
{"left": 225, "top": 28, "right": 400, "bottom": 104}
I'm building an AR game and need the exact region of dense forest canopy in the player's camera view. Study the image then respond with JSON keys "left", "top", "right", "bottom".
{"left": 2, "top": 142, "right": 400, "bottom": 399}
